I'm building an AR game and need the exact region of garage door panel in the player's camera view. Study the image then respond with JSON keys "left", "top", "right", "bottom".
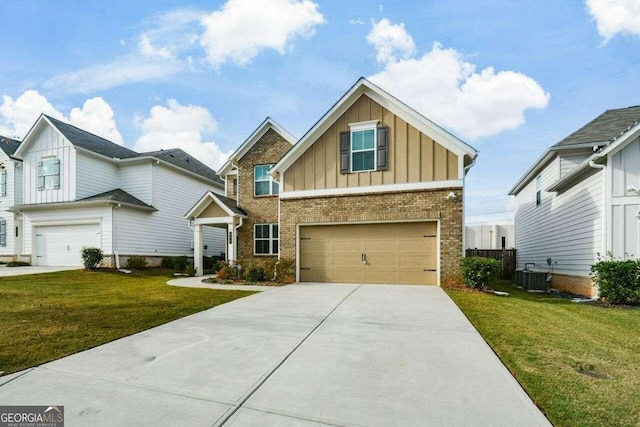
{"left": 36, "top": 224, "right": 101, "bottom": 266}
{"left": 299, "top": 222, "right": 438, "bottom": 285}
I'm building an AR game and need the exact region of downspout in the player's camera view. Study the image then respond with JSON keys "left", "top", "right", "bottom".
{"left": 233, "top": 217, "right": 243, "bottom": 264}
{"left": 589, "top": 159, "right": 606, "bottom": 299}
{"left": 462, "top": 156, "right": 477, "bottom": 258}
{"left": 112, "top": 203, "right": 122, "bottom": 269}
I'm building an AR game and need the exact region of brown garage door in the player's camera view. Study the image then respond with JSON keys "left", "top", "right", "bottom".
{"left": 299, "top": 222, "right": 438, "bottom": 285}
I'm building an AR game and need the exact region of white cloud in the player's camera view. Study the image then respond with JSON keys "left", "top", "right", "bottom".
{"left": 133, "top": 99, "right": 232, "bottom": 169}
{"left": 69, "top": 98, "right": 123, "bottom": 144}
{"left": 586, "top": 0, "right": 640, "bottom": 42}
{"left": 349, "top": 18, "right": 364, "bottom": 25}
{"left": 45, "top": 56, "right": 184, "bottom": 93}
{"left": 199, "top": 0, "right": 325, "bottom": 67}
{"left": 138, "top": 35, "right": 174, "bottom": 59}
{"left": 0, "top": 90, "right": 123, "bottom": 143}
{"left": 366, "top": 18, "right": 416, "bottom": 64}
{"left": 368, "top": 24, "right": 549, "bottom": 140}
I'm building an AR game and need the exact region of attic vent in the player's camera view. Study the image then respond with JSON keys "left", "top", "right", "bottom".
{"left": 169, "top": 154, "right": 174, "bottom": 158}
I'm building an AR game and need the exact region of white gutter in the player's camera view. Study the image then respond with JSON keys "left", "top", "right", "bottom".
{"left": 112, "top": 203, "right": 122, "bottom": 269}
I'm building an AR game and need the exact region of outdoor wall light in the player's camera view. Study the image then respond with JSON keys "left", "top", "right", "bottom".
{"left": 445, "top": 191, "right": 457, "bottom": 201}
{"left": 627, "top": 185, "right": 640, "bottom": 194}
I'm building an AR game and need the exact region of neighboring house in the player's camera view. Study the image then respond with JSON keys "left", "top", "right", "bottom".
{"left": 465, "top": 224, "right": 514, "bottom": 249}
{"left": 509, "top": 106, "right": 640, "bottom": 297}
{"left": 0, "top": 136, "right": 23, "bottom": 262}
{"left": 188, "top": 78, "right": 478, "bottom": 286}
{"left": 9, "top": 115, "right": 225, "bottom": 267}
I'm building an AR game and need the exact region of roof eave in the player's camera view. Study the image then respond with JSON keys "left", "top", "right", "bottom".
{"left": 10, "top": 199, "right": 157, "bottom": 212}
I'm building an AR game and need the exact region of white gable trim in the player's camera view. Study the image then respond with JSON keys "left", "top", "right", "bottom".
{"left": 271, "top": 78, "right": 477, "bottom": 177}
{"left": 184, "top": 191, "right": 245, "bottom": 219}
{"left": 219, "top": 117, "right": 296, "bottom": 176}
{"left": 13, "top": 115, "right": 69, "bottom": 159}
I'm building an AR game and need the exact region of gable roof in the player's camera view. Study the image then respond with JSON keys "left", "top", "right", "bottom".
{"left": 509, "top": 105, "right": 640, "bottom": 195}
{"left": 78, "top": 188, "right": 156, "bottom": 210}
{"left": 184, "top": 191, "right": 247, "bottom": 219}
{"left": 11, "top": 188, "right": 157, "bottom": 212}
{"left": 0, "top": 135, "right": 21, "bottom": 158}
{"left": 140, "top": 148, "right": 224, "bottom": 185}
{"left": 271, "top": 77, "right": 477, "bottom": 177}
{"left": 14, "top": 114, "right": 223, "bottom": 185}
{"left": 218, "top": 117, "right": 296, "bottom": 176}
{"left": 553, "top": 106, "right": 640, "bottom": 148}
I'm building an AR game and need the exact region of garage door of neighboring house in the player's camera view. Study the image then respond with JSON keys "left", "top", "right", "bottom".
{"left": 299, "top": 222, "right": 438, "bottom": 285}
{"left": 35, "top": 224, "right": 101, "bottom": 266}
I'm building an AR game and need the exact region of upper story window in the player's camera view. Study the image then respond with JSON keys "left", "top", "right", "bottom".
{"left": 254, "top": 164, "right": 279, "bottom": 196}
{"left": 233, "top": 178, "right": 238, "bottom": 195}
{"left": 340, "top": 120, "right": 388, "bottom": 174}
{"left": 0, "top": 167, "right": 6, "bottom": 197}
{"left": 535, "top": 175, "right": 542, "bottom": 206}
{"left": 38, "top": 157, "right": 60, "bottom": 191}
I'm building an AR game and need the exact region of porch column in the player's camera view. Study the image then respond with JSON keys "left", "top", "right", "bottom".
{"left": 227, "top": 223, "right": 235, "bottom": 265}
{"left": 194, "top": 223, "right": 203, "bottom": 276}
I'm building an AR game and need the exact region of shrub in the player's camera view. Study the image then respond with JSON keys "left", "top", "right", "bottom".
{"left": 161, "top": 257, "right": 174, "bottom": 269}
{"left": 591, "top": 257, "right": 640, "bottom": 305}
{"left": 185, "top": 264, "right": 196, "bottom": 277}
{"left": 275, "top": 258, "right": 296, "bottom": 283}
{"left": 461, "top": 256, "right": 501, "bottom": 289}
{"left": 217, "top": 266, "right": 229, "bottom": 281}
{"left": 7, "top": 261, "right": 31, "bottom": 267}
{"left": 246, "top": 265, "right": 267, "bottom": 283}
{"left": 126, "top": 256, "right": 148, "bottom": 270}
{"left": 81, "top": 247, "right": 103, "bottom": 270}
{"left": 173, "top": 256, "right": 188, "bottom": 272}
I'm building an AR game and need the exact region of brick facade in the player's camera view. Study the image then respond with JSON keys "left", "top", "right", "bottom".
{"left": 279, "top": 187, "right": 464, "bottom": 286}
{"left": 550, "top": 273, "right": 597, "bottom": 298}
{"left": 236, "top": 128, "right": 292, "bottom": 262}
{"left": 225, "top": 176, "right": 237, "bottom": 200}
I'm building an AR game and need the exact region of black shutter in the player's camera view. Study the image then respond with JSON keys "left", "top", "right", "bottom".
{"left": 376, "top": 126, "right": 389, "bottom": 171}
{"left": 339, "top": 131, "right": 350, "bottom": 174}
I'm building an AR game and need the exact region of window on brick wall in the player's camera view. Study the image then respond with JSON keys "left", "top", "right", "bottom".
{"left": 254, "top": 164, "right": 279, "bottom": 196}
{"left": 254, "top": 223, "right": 278, "bottom": 255}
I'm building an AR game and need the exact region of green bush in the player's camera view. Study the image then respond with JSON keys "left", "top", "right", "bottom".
{"left": 126, "top": 256, "right": 148, "bottom": 269}
{"left": 7, "top": 261, "right": 31, "bottom": 267}
{"left": 246, "top": 265, "right": 267, "bottom": 282}
{"left": 185, "top": 264, "right": 196, "bottom": 277}
{"left": 173, "top": 256, "right": 188, "bottom": 272}
{"left": 591, "top": 257, "right": 640, "bottom": 305}
{"left": 161, "top": 257, "right": 174, "bottom": 269}
{"left": 275, "top": 258, "right": 296, "bottom": 284}
{"left": 81, "top": 247, "right": 103, "bottom": 269}
{"left": 461, "top": 256, "right": 501, "bottom": 289}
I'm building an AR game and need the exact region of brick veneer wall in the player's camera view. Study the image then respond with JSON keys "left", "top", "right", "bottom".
{"left": 550, "top": 273, "right": 597, "bottom": 298}
{"left": 279, "top": 187, "right": 464, "bottom": 286}
{"left": 225, "top": 176, "right": 237, "bottom": 200}
{"left": 236, "top": 129, "right": 292, "bottom": 262}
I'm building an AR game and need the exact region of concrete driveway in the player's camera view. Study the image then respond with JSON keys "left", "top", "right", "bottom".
{"left": 0, "top": 265, "right": 81, "bottom": 277}
{"left": 0, "top": 284, "right": 550, "bottom": 426}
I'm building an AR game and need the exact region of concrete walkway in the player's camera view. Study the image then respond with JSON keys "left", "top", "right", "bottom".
{"left": 0, "top": 284, "right": 550, "bottom": 426}
{"left": 167, "top": 275, "right": 277, "bottom": 291}
{"left": 0, "top": 265, "right": 81, "bottom": 277}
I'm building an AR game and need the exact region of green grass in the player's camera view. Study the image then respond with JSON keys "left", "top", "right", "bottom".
{"left": 0, "top": 269, "right": 255, "bottom": 375}
{"left": 447, "top": 281, "right": 640, "bottom": 427}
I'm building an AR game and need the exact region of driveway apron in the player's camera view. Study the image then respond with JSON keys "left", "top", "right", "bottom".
{"left": 0, "top": 284, "right": 550, "bottom": 426}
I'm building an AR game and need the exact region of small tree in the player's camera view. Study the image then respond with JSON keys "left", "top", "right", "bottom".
{"left": 81, "top": 247, "right": 103, "bottom": 270}
{"left": 461, "top": 256, "right": 501, "bottom": 289}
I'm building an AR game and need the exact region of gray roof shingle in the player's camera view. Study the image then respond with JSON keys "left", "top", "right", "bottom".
{"left": 0, "top": 135, "right": 21, "bottom": 157}
{"left": 215, "top": 194, "right": 247, "bottom": 216}
{"left": 140, "top": 148, "right": 224, "bottom": 185}
{"left": 78, "top": 188, "right": 155, "bottom": 209}
{"left": 553, "top": 106, "right": 640, "bottom": 147}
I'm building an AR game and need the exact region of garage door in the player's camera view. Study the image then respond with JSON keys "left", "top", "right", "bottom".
{"left": 299, "top": 222, "right": 437, "bottom": 285}
{"left": 35, "top": 224, "right": 101, "bottom": 266}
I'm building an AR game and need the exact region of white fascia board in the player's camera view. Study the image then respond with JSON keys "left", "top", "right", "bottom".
{"left": 219, "top": 117, "right": 297, "bottom": 176}
{"left": 11, "top": 200, "right": 156, "bottom": 212}
{"left": 279, "top": 180, "right": 463, "bottom": 199}
{"left": 271, "top": 78, "right": 477, "bottom": 177}
{"left": 184, "top": 191, "right": 245, "bottom": 219}
{"left": 598, "top": 122, "right": 640, "bottom": 157}
{"left": 14, "top": 115, "right": 67, "bottom": 159}
{"left": 508, "top": 150, "right": 557, "bottom": 195}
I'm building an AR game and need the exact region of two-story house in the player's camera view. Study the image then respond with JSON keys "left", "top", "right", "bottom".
{"left": 9, "top": 115, "right": 225, "bottom": 267}
{"left": 187, "top": 78, "right": 478, "bottom": 286}
{"left": 509, "top": 106, "right": 640, "bottom": 297}
{"left": 0, "top": 136, "right": 23, "bottom": 262}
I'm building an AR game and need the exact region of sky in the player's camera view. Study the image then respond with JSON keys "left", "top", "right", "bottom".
{"left": 1, "top": 0, "right": 640, "bottom": 225}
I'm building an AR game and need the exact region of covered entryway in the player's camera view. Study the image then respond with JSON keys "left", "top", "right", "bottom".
{"left": 35, "top": 223, "right": 100, "bottom": 266}
{"left": 299, "top": 221, "right": 438, "bottom": 285}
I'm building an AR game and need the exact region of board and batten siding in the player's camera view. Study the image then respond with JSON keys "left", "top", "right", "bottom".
{"left": 559, "top": 153, "right": 590, "bottom": 177}
{"left": 283, "top": 94, "right": 459, "bottom": 191}
{"left": 0, "top": 152, "right": 18, "bottom": 256}
{"left": 118, "top": 162, "right": 153, "bottom": 205}
{"left": 610, "top": 137, "right": 640, "bottom": 259}
{"left": 114, "top": 164, "right": 225, "bottom": 256}
{"left": 515, "top": 156, "right": 603, "bottom": 276}
{"left": 75, "top": 151, "right": 119, "bottom": 199}
{"left": 22, "top": 205, "right": 113, "bottom": 256}
{"left": 22, "top": 125, "right": 76, "bottom": 204}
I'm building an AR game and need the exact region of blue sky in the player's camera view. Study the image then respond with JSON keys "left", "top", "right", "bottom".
{"left": 1, "top": 0, "right": 639, "bottom": 224}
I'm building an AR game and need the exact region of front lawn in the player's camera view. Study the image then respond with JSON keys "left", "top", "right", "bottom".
{"left": 0, "top": 269, "right": 255, "bottom": 375}
{"left": 447, "top": 281, "right": 640, "bottom": 427}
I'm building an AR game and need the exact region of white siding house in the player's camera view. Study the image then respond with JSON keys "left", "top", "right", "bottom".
{"left": 510, "top": 106, "right": 640, "bottom": 297}
{"left": 0, "top": 136, "right": 22, "bottom": 260}
{"left": 10, "top": 115, "right": 226, "bottom": 267}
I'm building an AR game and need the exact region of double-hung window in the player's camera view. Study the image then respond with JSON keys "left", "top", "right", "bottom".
{"left": 254, "top": 164, "right": 279, "bottom": 196}
{"left": 254, "top": 224, "right": 278, "bottom": 255}
{"left": 0, "top": 167, "right": 6, "bottom": 197}
{"left": 340, "top": 120, "right": 388, "bottom": 174}
{"left": 0, "top": 219, "right": 6, "bottom": 247}
{"left": 38, "top": 157, "right": 61, "bottom": 190}
{"left": 535, "top": 175, "right": 542, "bottom": 206}
{"left": 351, "top": 128, "right": 376, "bottom": 172}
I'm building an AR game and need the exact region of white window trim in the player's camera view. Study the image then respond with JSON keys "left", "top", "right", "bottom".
{"left": 254, "top": 164, "right": 279, "bottom": 197}
{"left": 350, "top": 127, "right": 377, "bottom": 173}
{"left": 40, "top": 157, "right": 60, "bottom": 191}
{"left": 254, "top": 223, "right": 279, "bottom": 256}
{"left": 0, "top": 166, "right": 6, "bottom": 197}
